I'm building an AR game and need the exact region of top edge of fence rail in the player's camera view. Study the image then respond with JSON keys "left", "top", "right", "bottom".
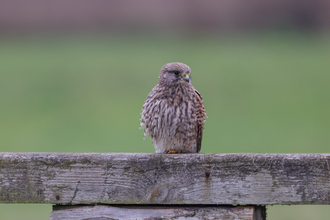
{"left": 1, "top": 152, "right": 330, "bottom": 156}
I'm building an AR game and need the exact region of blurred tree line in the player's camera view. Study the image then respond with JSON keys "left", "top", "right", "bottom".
{"left": 0, "top": 0, "right": 329, "bottom": 34}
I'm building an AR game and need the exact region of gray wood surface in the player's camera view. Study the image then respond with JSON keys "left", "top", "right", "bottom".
{"left": 0, "top": 153, "right": 330, "bottom": 205}
{"left": 50, "top": 205, "right": 266, "bottom": 220}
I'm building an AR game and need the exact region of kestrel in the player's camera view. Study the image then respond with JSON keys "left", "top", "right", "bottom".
{"left": 140, "top": 62, "right": 207, "bottom": 153}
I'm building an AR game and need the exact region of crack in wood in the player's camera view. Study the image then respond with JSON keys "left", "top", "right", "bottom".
{"left": 70, "top": 181, "right": 81, "bottom": 204}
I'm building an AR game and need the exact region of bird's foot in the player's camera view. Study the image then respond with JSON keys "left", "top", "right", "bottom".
{"left": 164, "top": 150, "right": 182, "bottom": 154}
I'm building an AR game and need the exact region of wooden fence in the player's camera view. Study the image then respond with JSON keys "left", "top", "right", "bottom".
{"left": 1, "top": 153, "right": 330, "bottom": 219}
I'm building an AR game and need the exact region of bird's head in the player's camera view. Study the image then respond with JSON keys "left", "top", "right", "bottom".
{"left": 158, "top": 62, "right": 191, "bottom": 86}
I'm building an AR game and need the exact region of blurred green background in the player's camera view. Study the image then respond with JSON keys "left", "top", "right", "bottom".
{"left": 1, "top": 1, "right": 330, "bottom": 219}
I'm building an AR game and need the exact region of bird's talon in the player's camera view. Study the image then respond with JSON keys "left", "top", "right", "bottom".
{"left": 164, "top": 150, "right": 182, "bottom": 154}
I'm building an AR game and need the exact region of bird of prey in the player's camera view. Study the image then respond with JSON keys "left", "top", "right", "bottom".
{"left": 140, "top": 62, "right": 207, "bottom": 153}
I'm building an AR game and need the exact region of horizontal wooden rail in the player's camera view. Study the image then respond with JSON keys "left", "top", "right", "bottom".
{"left": 50, "top": 205, "right": 266, "bottom": 220}
{"left": 0, "top": 153, "right": 330, "bottom": 205}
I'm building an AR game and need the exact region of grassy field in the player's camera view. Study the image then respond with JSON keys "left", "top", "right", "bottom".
{"left": 0, "top": 32, "right": 329, "bottom": 219}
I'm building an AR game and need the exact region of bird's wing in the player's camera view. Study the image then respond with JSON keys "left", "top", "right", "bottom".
{"left": 195, "top": 90, "right": 207, "bottom": 153}
{"left": 140, "top": 85, "right": 161, "bottom": 137}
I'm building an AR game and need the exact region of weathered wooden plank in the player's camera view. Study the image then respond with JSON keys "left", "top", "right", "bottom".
{"left": 50, "top": 205, "right": 266, "bottom": 220}
{"left": 0, "top": 153, "right": 330, "bottom": 205}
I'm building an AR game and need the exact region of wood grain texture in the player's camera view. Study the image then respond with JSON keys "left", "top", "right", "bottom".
{"left": 50, "top": 205, "right": 265, "bottom": 220}
{"left": 0, "top": 153, "right": 330, "bottom": 205}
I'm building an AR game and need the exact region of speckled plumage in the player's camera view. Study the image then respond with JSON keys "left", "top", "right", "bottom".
{"left": 140, "top": 62, "right": 207, "bottom": 153}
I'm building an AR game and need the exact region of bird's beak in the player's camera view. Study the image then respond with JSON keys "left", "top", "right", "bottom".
{"left": 183, "top": 73, "right": 190, "bottom": 83}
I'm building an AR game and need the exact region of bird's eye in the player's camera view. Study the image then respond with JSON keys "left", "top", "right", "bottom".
{"left": 173, "top": 71, "right": 180, "bottom": 76}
